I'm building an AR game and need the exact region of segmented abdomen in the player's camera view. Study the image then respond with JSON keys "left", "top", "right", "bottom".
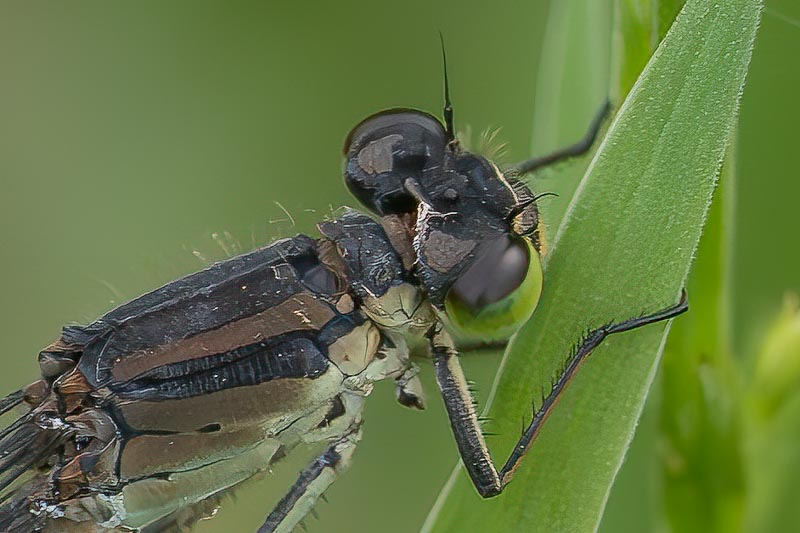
{"left": 0, "top": 233, "right": 380, "bottom": 531}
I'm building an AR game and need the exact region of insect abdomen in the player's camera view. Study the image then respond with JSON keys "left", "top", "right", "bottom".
{"left": 0, "top": 222, "right": 396, "bottom": 530}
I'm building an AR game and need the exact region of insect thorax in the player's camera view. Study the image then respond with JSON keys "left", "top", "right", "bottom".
{"left": 318, "top": 208, "right": 437, "bottom": 337}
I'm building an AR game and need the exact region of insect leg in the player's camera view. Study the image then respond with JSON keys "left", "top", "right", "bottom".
{"left": 258, "top": 422, "right": 362, "bottom": 533}
{"left": 431, "top": 291, "right": 687, "bottom": 497}
{"left": 430, "top": 328, "right": 502, "bottom": 497}
{"left": 513, "top": 99, "right": 611, "bottom": 176}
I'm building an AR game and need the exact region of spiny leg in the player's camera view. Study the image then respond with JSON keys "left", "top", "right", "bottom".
{"left": 258, "top": 424, "right": 362, "bottom": 533}
{"left": 431, "top": 292, "right": 688, "bottom": 497}
{"left": 513, "top": 99, "right": 611, "bottom": 176}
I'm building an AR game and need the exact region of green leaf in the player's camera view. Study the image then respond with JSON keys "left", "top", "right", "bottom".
{"left": 599, "top": 0, "right": 692, "bottom": 533}
{"left": 597, "top": 4, "right": 688, "bottom": 530}
{"left": 423, "top": 1, "right": 760, "bottom": 531}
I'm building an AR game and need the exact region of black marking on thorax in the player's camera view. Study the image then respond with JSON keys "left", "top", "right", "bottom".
{"left": 317, "top": 209, "right": 406, "bottom": 300}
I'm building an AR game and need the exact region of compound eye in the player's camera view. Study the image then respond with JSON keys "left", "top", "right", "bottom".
{"left": 449, "top": 235, "right": 528, "bottom": 308}
{"left": 344, "top": 110, "right": 446, "bottom": 157}
{"left": 445, "top": 235, "right": 543, "bottom": 340}
{"left": 343, "top": 110, "right": 447, "bottom": 215}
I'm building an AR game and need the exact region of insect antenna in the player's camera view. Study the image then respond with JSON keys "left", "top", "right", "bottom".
{"left": 438, "top": 32, "right": 455, "bottom": 142}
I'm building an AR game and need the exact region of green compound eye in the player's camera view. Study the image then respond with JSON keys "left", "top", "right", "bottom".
{"left": 444, "top": 235, "right": 543, "bottom": 341}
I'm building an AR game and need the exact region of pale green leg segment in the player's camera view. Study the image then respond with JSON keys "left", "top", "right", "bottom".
{"left": 258, "top": 424, "right": 362, "bottom": 533}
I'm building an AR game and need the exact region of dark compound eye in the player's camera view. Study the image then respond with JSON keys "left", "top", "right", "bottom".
{"left": 449, "top": 235, "right": 530, "bottom": 310}
{"left": 343, "top": 110, "right": 448, "bottom": 215}
{"left": 445, "top": 235, "right": 543, "bottom": 341}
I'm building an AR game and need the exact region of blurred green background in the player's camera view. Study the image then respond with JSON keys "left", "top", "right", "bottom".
{"left": 0, "top": 1, "right": 797, "bottom": 532}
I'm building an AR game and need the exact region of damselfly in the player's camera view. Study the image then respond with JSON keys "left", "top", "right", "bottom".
{"left": 0, "top": 50, "right": 687, "bottom": 532}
